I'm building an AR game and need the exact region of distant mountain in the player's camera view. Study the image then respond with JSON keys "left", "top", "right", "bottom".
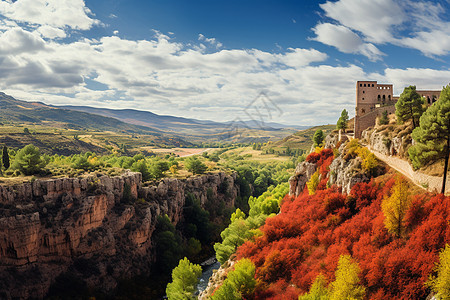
{"left": 58, "top": 105, "right": 307, "bottom": 140}
{"left": 0, "top": 92, "right": 190, "bottom": 149}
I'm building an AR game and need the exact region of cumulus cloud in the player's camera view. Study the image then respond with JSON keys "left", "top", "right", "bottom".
{"left": 36, "top": 25, "right": 67, "bottom": 39}
{"left": 312, "top": 23, "right": 384, "bottom": 61}
{"left": 198, "top": 34, "right": 223, "bottom": 48}
{"left": 315, "top": 0, "right": 450, "bottom": 57}
{"left": 0, "top": 0, "right": 99, "bottom": 30}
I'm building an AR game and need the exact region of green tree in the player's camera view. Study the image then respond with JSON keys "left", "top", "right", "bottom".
{"left": 185, "top": 157, "right": 207, "bottom": 175}
{"left": 12, "top": 144, "right": 47, "bottom": 175}
{"left": 408, "top": 84, "right": 450, "bottom": 193}
{"left": 71, "top": 156, "right": 91, "bottom": 171}
{"left": 211, "top": 258, "right": 256, "bottom": 300}
{"left": 329, "top": 255, "right": 365, "bottom": 300}
{"left": 313, "top": 129, "right": 324, "bottom": 147}
{"left": 131, "top": 159, "right": 151, "bottom": 181}
{"left": 166, "top": 257, "right": 202, "bottom": 300}
{"left": 336, "top": 109, "right": 349, "bottom": 132}
{"left": 299, "top": 274, "right": 329, "bottom": 300}
{"left": 427, "top": 244, "right": 450, "bottom": 299}
{"left": 2, "top": 146, "right": 10, "bottom": 170}
{"left": 381, "top": 176, "right": 411, "bottom": 238}
{"left": 395, "top": 85, "right": 425, "bottom": 128}
{"left": 379, "top": 110, "right": 389, "bottom": 125}
{"left": 150, "top": 160, "right": 169, "bottom": 179}
{"left": 23, "top": 127, "right": 30, "bottom": 134}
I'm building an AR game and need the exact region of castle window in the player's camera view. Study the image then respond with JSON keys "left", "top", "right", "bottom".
{"left": 364, "top": 84, "right": 366, "bottom": 87}
{"left": 363, "top": 91, "right": 365, "bottom": 94}
{"left": 362, "top": 109, "right": 365, "bottom": 114}
{"left": 388, "top": 95, "right": 391, "bottom": 101}
{"left": 372, "top": 84, "right": 374, "bottom": 87}
{"left": 378, "top": 95, "right": 381, "bottom": 101}
{"left": 383, "top": 95, "right": 386, "bottom": 100}
{"left": 362, "top": 98, "right": 365, "bottom": 100}
{"left": 360, "top": 84, "right": 362, "bottom": 87}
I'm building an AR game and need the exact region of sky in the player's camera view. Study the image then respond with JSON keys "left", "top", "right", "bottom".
{"left": 0, "top": 0, "right": 449, "bottom": 126}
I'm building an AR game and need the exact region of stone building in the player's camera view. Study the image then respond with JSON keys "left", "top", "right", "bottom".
{"left": 354, "top": 81, "right": 441, "bottom": 138}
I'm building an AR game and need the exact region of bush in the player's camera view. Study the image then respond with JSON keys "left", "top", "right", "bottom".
{"left": 185, "top": 157, "right": 207, "bottom": 175}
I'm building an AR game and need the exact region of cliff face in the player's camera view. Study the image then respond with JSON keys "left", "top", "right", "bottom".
{"left": 0, "top": 171, "right": 238, "bottom": 299}
{"left": 361, "top": 126, "right": 411, "bottom": 157}
{"left": 289, "top": 139, "right": 373, "bottom": 197}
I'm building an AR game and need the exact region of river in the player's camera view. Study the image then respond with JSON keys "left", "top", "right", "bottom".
{"left": 197, "top": 259, "right": 221, "bottom": 294}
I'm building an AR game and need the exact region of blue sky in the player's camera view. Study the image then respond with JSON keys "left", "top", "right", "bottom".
{"left": 0, "top": 0, "right": 449, "bottom": 125}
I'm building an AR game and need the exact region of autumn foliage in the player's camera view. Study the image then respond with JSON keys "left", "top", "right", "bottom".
{"left": 233, "top": 148, "right": 450, "bottom": 299}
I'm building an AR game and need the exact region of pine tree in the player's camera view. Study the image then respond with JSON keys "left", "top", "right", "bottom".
{"left": 12, "top": 144, "right": 46, "bottom": 175}
{"left": 381, "top": 176, "right": 411, "bottom": 238}
{"left": 2, "top": 146, "right": 9, "bottom": 170}
{"left": 336, "top": 109, "right": 349, "bottom": 132}
{"left": 379, "top": 110, "right": 389, "bottom": 125}
{"left": 166, "top": 257, "right": 202, "bottom": 300}
{"left": 395, "top": 85, "right": 425, "bottom": 128}
{"left": 329, "top": 255, "right": 365, "bottom": 300}
{"left": 313, "top": 129, "right": 324, "bottom": 147}
{"left": 408, "top": 84, "right": 450, "bottom": 193}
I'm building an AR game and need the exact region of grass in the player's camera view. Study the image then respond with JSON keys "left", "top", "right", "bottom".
{"left": 223, "top": 147, "right": 291, "bottom": 163}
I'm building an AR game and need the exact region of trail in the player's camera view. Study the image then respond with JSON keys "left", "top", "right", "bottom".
{"left": 367, "top": 146, "right": 449, "bottom": 194}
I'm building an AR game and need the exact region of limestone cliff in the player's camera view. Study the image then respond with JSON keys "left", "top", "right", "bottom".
{"left": 361, "top": 125, "right": 412, "bottom": 157}
{"left": 0, "top": 171, "right": 238, "bottom": 299}
{"left": 289, "top": 138, "right": 377, "bottom": 197}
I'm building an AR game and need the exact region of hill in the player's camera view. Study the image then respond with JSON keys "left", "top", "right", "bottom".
{"left": 0, "top": 92, "right": 191, "bottom": 153}
{"left": 264, "top": 124, "right": 335, "bottom": 154}
{"left": 58, "top": 105, "right": 305, "bottom": 142}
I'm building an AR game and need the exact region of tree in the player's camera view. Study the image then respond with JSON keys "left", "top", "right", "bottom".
{"left": 166, "top": 257, "right": 202, "bottom": 300}
{"left": 395, "top": 85, "right": 425, "bottom": 128}
{"left": 211, "top": 258, "right": 256, "bottom": 300}
{"left": 313, "top": 129, "right": 324, "bottom": 147}
{"left": 185, "top": 157, "right": 207, "bottom": 175}
{"left": 12, "top": 144, "right": 46, "bottom": 175}
{"left": 426, "top": 244, "right": 450, "bottom": 299}
{"left": 2, "top": 146, "right": 10, "bottom": 170}
{"left": 336, "top": 109, "right": 349, "bottom": 132}
{"left": 299, "top": 274, "right": 329, "bottom": 300}
{"left": 23, "top": 127, "right": 30, "bottom": 134}
{"left": 379, "top": 110, "right": 389, "bottom": 125}
{"left": 306, "top": 170, "right": 320, "bottom": 195}
{"left": 381, "top": 176, "right": 411, "bottom": 238}
{"left": 329, "top": 255, "right": 365, "bottom": 300}
{"left": 408, "top": 84, "right": 450, "bottom": 193}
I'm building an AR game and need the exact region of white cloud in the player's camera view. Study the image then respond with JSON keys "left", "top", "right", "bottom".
{"left": 316, "top": 0, "right": 450, "bottom": 57}
{"left": 0, "top": 0, "right": 99, "bottom": 30}
{"left": 113, "top": 30, "right": 119, "bottom": 35}
{"left": 0, "top": 27, "right": 46, "bottom": 54}
{"left": 198, "top": 33, "right": 223, "bottom": 48}
{"left": 36, "top": 25, "right": 67, "bottom": 39}
{"left": 382, "top": 68, "right": 450, "bottom": 94}
{"left": 312, "top": 23, "right": 384, "bottom": 61}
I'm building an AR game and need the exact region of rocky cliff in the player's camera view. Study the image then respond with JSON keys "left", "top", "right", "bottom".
{"left": 361, "top": 125, "right": 412, "bottom": 157}
{"left": 0, "top": 171, "right": 238, "bottom": 299}
{"left": 289, "top": 137, "right": 378, "bottom": 197}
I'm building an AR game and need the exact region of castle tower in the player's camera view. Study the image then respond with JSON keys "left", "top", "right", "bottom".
{"left": 354, "top": 81, "right": 394, "bottom": 138}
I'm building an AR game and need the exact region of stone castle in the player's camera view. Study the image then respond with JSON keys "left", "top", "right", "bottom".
{"left": 354, "top": 80, "right": 441, "bottom": 138}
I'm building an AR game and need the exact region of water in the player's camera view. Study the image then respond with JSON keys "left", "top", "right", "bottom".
{"left": 197, "top": 258, "right": 221, "bottom": 294}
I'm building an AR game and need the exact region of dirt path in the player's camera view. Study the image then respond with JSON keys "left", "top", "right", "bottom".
{"left": 367, "top": 146, "right": 448, "bottom": 194}
{"left": 180, "top": 148, "right": 212, "bottom": 158}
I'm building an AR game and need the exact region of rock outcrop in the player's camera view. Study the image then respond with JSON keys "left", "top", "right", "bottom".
{"left": 361, "top": 127, "right": 411, "bottom": 157}
{"left": 288, "top": 162, "right": 317, "bottom": 197}
{"left": 0, "top": 171, "right": 238, "bottom": 299}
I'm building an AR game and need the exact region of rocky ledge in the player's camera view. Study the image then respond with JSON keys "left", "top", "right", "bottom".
{"left": 0, "top": 171, "right": 238, "bottom": 299}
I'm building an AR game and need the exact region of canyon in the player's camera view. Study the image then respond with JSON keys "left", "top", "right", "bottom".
{"left": 0, "top": 171, "right": 238, "bottom": 299}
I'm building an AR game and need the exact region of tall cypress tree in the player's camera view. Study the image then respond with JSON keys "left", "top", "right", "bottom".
{"left": 409, "top": 84, "right": 450, "bottom": 194}
{"left": 2, "top": 146, "right": 9, "bottom": 170}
